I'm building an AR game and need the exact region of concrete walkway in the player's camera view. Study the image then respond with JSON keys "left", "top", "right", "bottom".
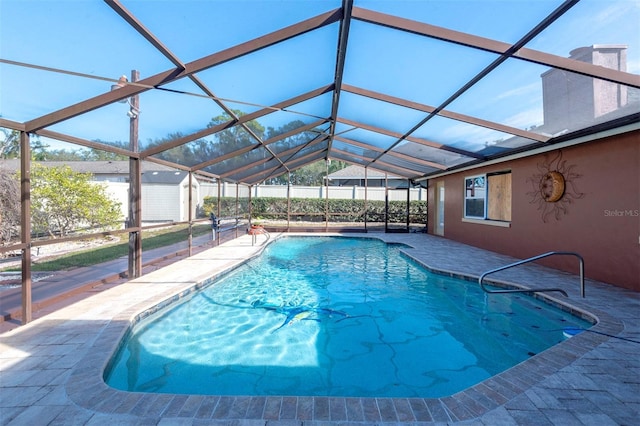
{"left": 0, "top": 232, "right": 638, "bottom": 425}
{"left": 0, "top": 234, "right": 216, "bottom": 325}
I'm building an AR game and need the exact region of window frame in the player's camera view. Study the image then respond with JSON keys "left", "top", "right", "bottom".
{"left": 464, "top": 174, "right": 486, "bottom": 219}
{"left": 463, "top": 171, "right": 512, "bottom": 223}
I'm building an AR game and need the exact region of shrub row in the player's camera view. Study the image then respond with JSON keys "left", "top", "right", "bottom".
{"left": 203, "top": 196, "right": 427, "bottom": 224}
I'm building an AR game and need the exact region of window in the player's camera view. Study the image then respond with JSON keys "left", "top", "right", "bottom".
{"left": 464, "top": 175, "right": 485, "bottom": 218}
{"left": 487, "top": 172, "right": 512, "bottom": 221}
{"left": 464, "top": 172, "right": 511, "bottom": 221}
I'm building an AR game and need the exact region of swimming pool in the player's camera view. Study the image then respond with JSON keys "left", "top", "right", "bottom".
{"left": 105, "top": 236, "right": 592, "bottom": 398}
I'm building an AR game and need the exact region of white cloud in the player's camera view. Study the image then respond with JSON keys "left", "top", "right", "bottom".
{"left": 504, "top": 106, "right": 544, "bottom": 130}
{"left": 594, "top": 1, "right": 638, "bottom": 26}
{"left": 496, "top": 82, "right": 540, "bottom": 101}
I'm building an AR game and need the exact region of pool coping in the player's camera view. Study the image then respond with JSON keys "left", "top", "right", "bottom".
{"left": 2, "top": 232, "right": 637, "bottom": 424}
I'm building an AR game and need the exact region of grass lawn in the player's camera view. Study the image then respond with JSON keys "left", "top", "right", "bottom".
{"left": 4, "top": 224, "right": 212, "bottom": 272}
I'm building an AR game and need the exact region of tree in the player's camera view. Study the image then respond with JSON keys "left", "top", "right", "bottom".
{"left": 37, "top": 149, "right": 84, "bottom": 161}
{"left": 42, "top": 146, "right": 128, "bottom": 161}
{"left": 0, "top": 127, "right": 48, "bottom": 159}
{"left": 284, "top": 159, "right": 349, "bottom": 186}
{"left": 129, "top": 113, "right": 347, "bottom": 185}
{"left": 259, "top": 121, "right": 350, "bottom": 185}
{"left": 28, "top": 164, "right": 122, "bottom": 237}
{"left": 148, "top": 131, "right": 201, "bottom": 165}
{"left": 149, "top": 110, "right": 268, "bottom": 170}
{"left": 208, "top": 110, "right": 266, "bottom": 145}
{"left": 83, "top": 140, "right": 129, "bottom": 161}
{"left": 0, "top": 168, "right": 20, "bottom": 248}
{"left": 0, "top": 128, "right": 19, "bottom": 158}
{"left": 201, "top": 110, "right": 266, "bottom": 169}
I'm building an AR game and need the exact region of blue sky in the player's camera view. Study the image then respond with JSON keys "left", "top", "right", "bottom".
{"left": 1, "top": 0, "right": 638, "bottom": 152}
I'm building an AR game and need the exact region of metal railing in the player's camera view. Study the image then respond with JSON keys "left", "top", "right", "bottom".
{"left": 248, "top": 226, "right": 270, "bottom": 246}
{"left": 479, "top": 251, "right": 585, "bottom": 298}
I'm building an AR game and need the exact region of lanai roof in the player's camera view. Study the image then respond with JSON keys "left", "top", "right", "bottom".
{"left": 327, "top": 165, "right": 400, "bottom": 180}
{"left": 0, "top": 159, "right": 175, "bottom": 175}
{"left": 1, "top": 0, "right": 638, "bottom": 186}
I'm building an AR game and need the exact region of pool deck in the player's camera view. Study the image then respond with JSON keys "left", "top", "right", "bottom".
{"left": 1, "top": 232, "right": 638, "bottom": 425}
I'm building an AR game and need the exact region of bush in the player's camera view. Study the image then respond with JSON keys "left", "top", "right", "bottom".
{"left": 0, "top": 169, "right": 20, "bottom": 247}
{"left": 202, "top": 196, "right": 427, "bottom": 224}
{"left": 28, "top": 164, "right": 122, "bottom": 237}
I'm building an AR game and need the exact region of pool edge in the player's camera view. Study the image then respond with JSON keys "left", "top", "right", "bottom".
{"left": 64, "top": 233, "right": 627, "bottom": 423}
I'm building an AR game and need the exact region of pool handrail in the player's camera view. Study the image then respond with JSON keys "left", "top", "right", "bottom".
{"left": 248, "top": 226, "right": 270, "bottom": 246}
{"left": 479, "top": 251, "right": 585, "bottom": 298}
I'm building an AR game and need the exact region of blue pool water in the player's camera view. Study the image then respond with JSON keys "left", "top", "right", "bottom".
{"left": 105, "top": 237, "right": 592, "bottom": 398}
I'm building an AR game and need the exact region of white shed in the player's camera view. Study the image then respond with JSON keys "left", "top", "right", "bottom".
{"left": 141, "top": 171, "right": 199, "bottom": 222}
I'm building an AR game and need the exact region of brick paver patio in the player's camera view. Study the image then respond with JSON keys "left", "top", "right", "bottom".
{"left": 1, "top": 233, "right": 638, "bottom": 425}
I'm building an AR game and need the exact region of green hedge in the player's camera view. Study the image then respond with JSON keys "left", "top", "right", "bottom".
{"left": 203, "top": 196, "right": 427, "bottom": 224}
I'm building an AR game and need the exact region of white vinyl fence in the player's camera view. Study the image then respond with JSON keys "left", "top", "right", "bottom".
{"left": 103, "top": 182, "right": 426, "bottom": 223}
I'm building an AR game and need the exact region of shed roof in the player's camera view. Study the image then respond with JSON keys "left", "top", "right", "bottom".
{"left": 1, "top": 1, "right": 638, "bottom": 185}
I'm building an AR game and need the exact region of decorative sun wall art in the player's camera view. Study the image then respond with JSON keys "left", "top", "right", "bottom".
{"left": 527, "top": 150, "right": 585, "bottom": 222}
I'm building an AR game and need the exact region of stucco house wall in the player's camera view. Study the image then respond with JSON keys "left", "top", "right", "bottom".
{"left": 427, "top": 130, "right": 639, "bottom": 291}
